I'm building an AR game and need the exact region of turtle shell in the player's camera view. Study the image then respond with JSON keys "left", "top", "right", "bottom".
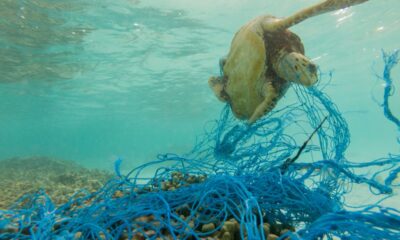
{"left": 222, "top": 15, "right": 304, "bottom": 120}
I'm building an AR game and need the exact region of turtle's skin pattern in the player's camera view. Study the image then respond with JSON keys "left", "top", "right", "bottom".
{"left": 209, "top": 0, "right": 370, "bottom": 124}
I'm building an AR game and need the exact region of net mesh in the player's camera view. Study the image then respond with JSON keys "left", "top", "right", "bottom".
{"left": 0, "top": 50, "right": 399, "bottom": 239}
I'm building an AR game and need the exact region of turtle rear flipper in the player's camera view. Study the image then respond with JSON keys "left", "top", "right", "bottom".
{"left": 262, "top": 0, "right": 369, "bottom": 32}
{"left": 208, "top": 76, "right": 229, "bottom": 102}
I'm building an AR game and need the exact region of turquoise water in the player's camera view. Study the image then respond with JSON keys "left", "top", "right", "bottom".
{"left": 0, "top": 0, "right": 399, "bottom": 197}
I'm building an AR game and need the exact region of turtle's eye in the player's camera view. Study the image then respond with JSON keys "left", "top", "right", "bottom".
{"left": 308, "top": 63, "right": 317, "bottom": 74}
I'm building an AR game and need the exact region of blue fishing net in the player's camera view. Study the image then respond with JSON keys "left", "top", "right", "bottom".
{"left": 381, "top": 50, "right": 400, "bottom": 139}
{"left": 0, "top": 50, "right": 399, "bottom": 239}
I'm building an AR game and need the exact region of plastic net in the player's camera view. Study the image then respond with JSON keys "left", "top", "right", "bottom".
{"left": 0, "top": 50, "right": 399, "bottom": 239}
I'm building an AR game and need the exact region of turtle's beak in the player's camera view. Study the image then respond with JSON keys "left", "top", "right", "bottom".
{"left": 274, "top": 52, "right": 318, "bottom": 87}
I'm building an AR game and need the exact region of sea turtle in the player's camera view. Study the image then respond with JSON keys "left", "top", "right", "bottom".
{"left": 208, "top": 0, "right": 369, "bottom": 124}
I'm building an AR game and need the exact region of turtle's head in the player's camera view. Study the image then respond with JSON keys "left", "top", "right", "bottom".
{"left": 273, "top": 51, "right": 318, "bottom": 87}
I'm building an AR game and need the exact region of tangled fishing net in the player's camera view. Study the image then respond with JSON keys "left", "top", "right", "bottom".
{"left": 0, "top": 50, "right": 399, "bottom": 239}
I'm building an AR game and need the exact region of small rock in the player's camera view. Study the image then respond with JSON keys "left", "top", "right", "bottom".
{"left": 188, "top": 221, "right": 195, "bottom": 229}
{"left": 161, "top": 182, "right": 168, "bottom": 191}
{"left": 223, "top": 220, "right": 237, "bottom": 233}
{"left": 267, "top": 234, "right": 279, "bottom": 240}
{"left": 145, "top": 230, "right": 156, "bottom": 237}
{"left": 263, "top": 223, "right": 270, "bottom": 237}
{"left": 74, "top": 232, "right": 82, "bottom": 238}
{"left": 201, "top": 223, "right": 215, "bottom": 233}
{"left": 187, "top": 176, "right": 196, "bottom": 183}
{"left": 135, "top": 216, "right": 148, "bottom": 223}
{"left": 221, "top": 232, "right": 232, "bottom": 240}
{"left": 280, "top": 229, "right": 292, "bottom": 240}
{"left": 113, "top": 190, "right": 124, "bottom": 198}
{"left": 132, "top": 232, "right": 145, "bottom": 240}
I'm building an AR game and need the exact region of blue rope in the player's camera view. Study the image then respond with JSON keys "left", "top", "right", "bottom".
{"left": 1, "top": 51, "right": 400, "bottom": 239}
{"left": 381, "top": 50, "right": 400, "bottom": 130}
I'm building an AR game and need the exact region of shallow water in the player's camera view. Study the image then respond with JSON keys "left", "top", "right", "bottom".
{"left": 0, "top": 0, "right": 399, "bottom": 207}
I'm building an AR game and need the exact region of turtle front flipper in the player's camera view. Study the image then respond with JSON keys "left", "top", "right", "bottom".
{"left": 273, "top": 50, "right": 318, "bottom": 87}
{"left": 208, "top": 76, "right": 229, "bottom": 102}
{"left": 262, "top": 0, "right": 369, "bottom": 31}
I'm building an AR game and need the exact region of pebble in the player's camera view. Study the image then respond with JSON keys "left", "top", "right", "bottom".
{"left": 263, "top": 223, "right": 271, "bottom": 237}
{"left": 202, "top": 222, "right": 216, "bottom": 233}
{"left": 161, "top": 181, "right": 168, "bottom": 190}
{"left": 280, "top": 229, "right": 291, "bottom": 240}
{"left": 223, "top": 219, "right": 238, "bottom": 233}
{"left": 267, "top": 234, "right": 279, "bottom": 240}
{"left": 221, "top": 232, "right": 232, "bottom": 240}
{"left": 145, "top": 230, "right": 156, "bottom": 237}
{"left": 74, "top": 232, "right": 82, "bottom": 238}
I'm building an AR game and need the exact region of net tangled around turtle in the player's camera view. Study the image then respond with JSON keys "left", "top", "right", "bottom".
{"left": 0, "top": 50, "right": 399, "bottom": 239}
